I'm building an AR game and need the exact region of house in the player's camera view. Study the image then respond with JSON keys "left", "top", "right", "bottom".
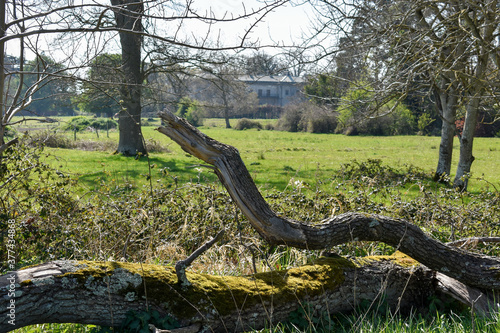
{"left": 238, "top": 74, "right": 305, "bottom": 106}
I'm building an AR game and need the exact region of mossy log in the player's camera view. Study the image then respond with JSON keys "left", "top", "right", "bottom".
{"left": 1, "top": 254, "right": 436, "bottom": 332}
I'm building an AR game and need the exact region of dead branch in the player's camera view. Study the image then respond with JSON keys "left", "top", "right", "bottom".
{"left": 157, "top": 111, "right": 500, "bottom": 292}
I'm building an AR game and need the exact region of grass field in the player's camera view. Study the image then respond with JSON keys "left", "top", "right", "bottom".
{"left": 16, "top": 116, "right": 499, "bottom": 194}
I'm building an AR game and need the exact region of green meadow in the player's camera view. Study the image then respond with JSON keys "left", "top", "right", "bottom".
{"left": 22, "top": 117, "right": 500, "bottom": 194}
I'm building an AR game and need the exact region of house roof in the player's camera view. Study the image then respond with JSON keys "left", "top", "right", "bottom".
{"left": 238, "top": 74, "right": 305, "bottom": 84}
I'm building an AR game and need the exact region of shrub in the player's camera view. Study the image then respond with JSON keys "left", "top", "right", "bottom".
{"left": 417, "top": 113, "right": 435, "bottom": 135}
{"left": 26, "top": 130, "right": 74, "bottom": 149}
{"left": 4, "top": 126, "right": 17, "bottom": 137}
{"left": 276, "top": 101, "right": 337, "bottom": 133}
{"left": 335, "top": 81, "right": 415, "bottom": 135}
{"left": 176, "top": 97, "right": 204, "bottom": 127}
{"left": 264, "top": 123, "right": 274, "bottom": 130}
{"left": 336, "top": 101, "right": 415, "bottom": 136}
{"left": 25, "top": 131, "right": 119, "bottom": 151}
{"left": 62, "top": 116, "right": 92, "bottom": 131}
{"left": 91, "top": 118, "right": 118, "bottom": 130}
{"left": 276, "top": 103, "right": 303, "bottom": 132}
{"left": 0, "top": 141, "right": 79, "bottom": 271}
{"left": 302, "top": 107, "right": 337, "bottom": 133}
{"left": 234, "top": 118, "right": 263, "bottom": 130}
{"left": 62, "top": 116, "right": 117, "bottom": 132}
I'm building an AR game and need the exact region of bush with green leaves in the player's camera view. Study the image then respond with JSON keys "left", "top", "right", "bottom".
{"left": 62, "top": 116, "right": 118, "bottom": 132}
{"left": 335, "top": 81, "right": 415, "bottom": 135}
{"left": 302, "top": 105, "right": 337, "bottom": 133}
{"left": 176, "top": 97, "right": 204, "bottom": 127}
{"left": 277, "top": 101, "right": 337, "bottom": 133}
{"left": 234, "top": 118, "right": 263, "bottom": 130}
{"left": 417, "top": 112, "right": 435, "bottom": 135}
{"left": 4, "top": 126, "right": 17, "bottom": 138}
{"left": 0, "top": 138, "right": 79, "bottom": 270}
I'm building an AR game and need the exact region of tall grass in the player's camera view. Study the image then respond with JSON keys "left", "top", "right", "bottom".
{"left": 14, "top": 311, "right": 500, "bottom": 333}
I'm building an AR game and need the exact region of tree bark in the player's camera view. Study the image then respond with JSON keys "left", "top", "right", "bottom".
{"left": 0, "top": 255, "right": 453, "bottom": 332}
{"left": 433, "top": 83, "right": 458, "bottom": 182}
{"left": 111, "top": 0, "right": 147, "bottom": 155}
{"left": 453, "top": 95, "right": 480, "bottom": 190}
{"left": 452, "top": 2, "right": 496, "bottom": 190}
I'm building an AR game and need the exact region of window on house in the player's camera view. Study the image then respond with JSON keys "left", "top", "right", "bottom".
{"left": 258, "top": 89, "right": 262, "bottom": 97}
{"left": 285, "top": 90, "right": 289, "bottom": 96}
{"left": 266, "top": 89, "right": 271, "bottom": 97}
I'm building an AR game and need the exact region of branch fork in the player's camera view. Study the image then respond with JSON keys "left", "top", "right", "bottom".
{"left": 175, "top": 229, "right": 225, "bottom": 288}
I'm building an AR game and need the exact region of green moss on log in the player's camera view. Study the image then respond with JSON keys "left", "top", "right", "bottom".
{"left": 32, "top": 255, "right": 417, "bottom": 321}
{"left": 46, "top": 258, "right": 353, "bottom": 319}
{"left": 354, "top": 251, "right": 420, "bottom": 268}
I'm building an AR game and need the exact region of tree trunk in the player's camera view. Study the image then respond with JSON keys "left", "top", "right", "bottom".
{"left": 453, "top": 48, "right": 490, "bottom": 190}
{"left": 111, "top": 0, "right": 146, "bottom": 155}
{"left": 433, "top": 83, "right": 458, "bottom": 182}
{"left": 222, "top": 88, "right": 231, "bottom": 128}
{"left": 452, "top": 7, "right": 495, "bottom": 191}
{"left": 453, "top": 95, "right": 480, "bottom": 190}
{"left": 224, "top": 108, "right": 231, "bottom": 129}
{"left": 2, "top": 255, "right": 487, "bottom": 332}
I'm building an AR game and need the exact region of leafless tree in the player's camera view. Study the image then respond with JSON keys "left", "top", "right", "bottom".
{"left": 188, "top": 59, "right": 259, "bottom": 128}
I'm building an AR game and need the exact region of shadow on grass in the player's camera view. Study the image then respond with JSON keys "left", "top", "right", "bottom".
{"left": 75, "top": 156, "right": 220, "bottom": 193}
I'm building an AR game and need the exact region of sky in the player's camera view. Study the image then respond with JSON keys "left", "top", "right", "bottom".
{"left": 4, "top": 1, "right": 318, "bottom": 62}
{"left": 189, "top": 0, "right": 316, "bottom": 47}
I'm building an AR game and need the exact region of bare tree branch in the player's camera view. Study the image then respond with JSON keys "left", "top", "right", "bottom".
{"left": 157, "top": 110, "right": 500, "bottom": 291}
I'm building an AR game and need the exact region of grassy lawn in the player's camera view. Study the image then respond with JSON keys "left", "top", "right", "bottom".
{"left": 22, "top": 117, "right": 500, "bottom": 194}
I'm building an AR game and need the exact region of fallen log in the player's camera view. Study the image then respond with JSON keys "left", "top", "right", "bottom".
{"left": 0, "top": 255, "right": 435, "bottom": 332}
